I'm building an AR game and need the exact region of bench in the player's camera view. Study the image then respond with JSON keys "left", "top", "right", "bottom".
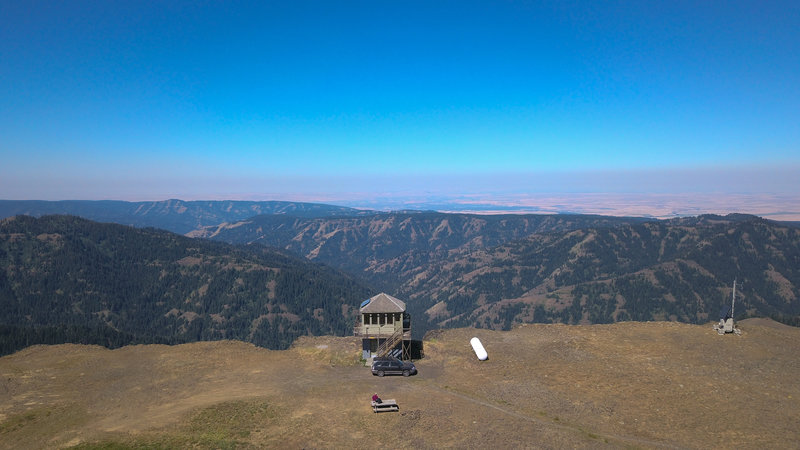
{"left": 372, "top": 399, "right": 399, "bottom": 413}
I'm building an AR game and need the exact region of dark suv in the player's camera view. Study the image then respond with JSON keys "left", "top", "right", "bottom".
{"left": 371, "top": 357, "right": 417, "bottom": 377}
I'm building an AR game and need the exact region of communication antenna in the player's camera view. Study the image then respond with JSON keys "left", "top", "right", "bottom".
{"left": 713, "top": 278, "right": 742, "bottom": 335}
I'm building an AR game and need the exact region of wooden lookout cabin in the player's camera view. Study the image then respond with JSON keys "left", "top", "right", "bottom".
{"left": 354, "top": 293, "right": 411, "bottom": 360}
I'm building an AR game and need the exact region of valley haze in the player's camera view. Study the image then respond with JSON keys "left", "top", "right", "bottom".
{"left": 2, "top": 3, "right": 798, "bottom": 220}
{"left": 3, "top": 191, "right": 800, "bottom": 222}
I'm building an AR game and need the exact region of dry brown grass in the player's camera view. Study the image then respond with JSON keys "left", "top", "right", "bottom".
{"left": 1, "top": 319, "right": 798, "bottom": 449}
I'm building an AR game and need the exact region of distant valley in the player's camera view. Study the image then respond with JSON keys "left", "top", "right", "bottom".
{"left": 1, "top": 200, "right": 798, "bottom": 353}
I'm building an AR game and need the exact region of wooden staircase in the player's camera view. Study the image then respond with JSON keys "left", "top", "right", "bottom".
{"left": 375, "top": 329, "right": 404, "bottom": 358}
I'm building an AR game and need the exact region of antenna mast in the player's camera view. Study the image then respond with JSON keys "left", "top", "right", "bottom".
{"left": 713, "top": 278, "right": 742, "bottom": 335}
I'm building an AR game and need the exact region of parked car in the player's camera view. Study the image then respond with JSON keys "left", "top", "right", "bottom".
{"left": 371, "top": 357, "right": 417, "bottom": 377}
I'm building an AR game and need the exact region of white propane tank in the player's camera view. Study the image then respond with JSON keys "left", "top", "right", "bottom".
{"left": 470, "top": 337, "right": 488, "bottom": 360}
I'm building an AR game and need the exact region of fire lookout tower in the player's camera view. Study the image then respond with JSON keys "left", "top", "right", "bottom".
{"left": 354, "top": 293, "right": 411, "bottom": 360}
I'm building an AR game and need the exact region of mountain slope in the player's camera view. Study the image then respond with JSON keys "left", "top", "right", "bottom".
{"left": 0, "top": 199, "right": 370, "bottom": 234}
{"left": 205, "top": 212, "right": 799, "bottom": 332}
{"left": 409, "top": 214, "right": 800, "bottom": 329}
{"left": 202, "top": 212, "right": 647, "bottom": 290}
{"left": 0, "top": 215, "right": 374, "bottom": 355}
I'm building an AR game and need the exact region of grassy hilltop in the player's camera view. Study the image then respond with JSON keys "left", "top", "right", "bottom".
{"left": 1, "top": 319, "right": 798, "bottom": 449}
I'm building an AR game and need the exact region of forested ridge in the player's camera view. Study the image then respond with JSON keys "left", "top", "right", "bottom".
{"left": 207, "top": 212, "right": 799, "bottom": 333}
{"left": 406, "top": 214, "right": 800, "bottom": 330}
{"left": 0, "top": 215, "right": 374, "bottom": 355}
{"left": 204, "top": 211, "right": 648, "bottom": 290}
{"left": 2, "top": 209, "right": 798, "bottom": 355}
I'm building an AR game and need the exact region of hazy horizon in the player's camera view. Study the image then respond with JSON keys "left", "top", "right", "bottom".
{"left": 2, "top": 2, "right": 798, "bottom": 217}
{"left": 3, "top": 190, "right": 799, "bottom": 222}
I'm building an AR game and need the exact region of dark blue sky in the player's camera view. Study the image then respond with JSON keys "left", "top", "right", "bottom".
{"left": 1, "top": 1, "right": 798, "bottom": 204}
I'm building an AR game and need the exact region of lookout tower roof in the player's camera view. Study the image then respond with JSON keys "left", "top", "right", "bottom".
{"left": 359, "top": 293, "right": 406, "bottom": 313}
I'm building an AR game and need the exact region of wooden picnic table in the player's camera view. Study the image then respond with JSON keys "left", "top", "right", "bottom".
{"left": 371, "top": 399, "right": 399, "bottom": 413}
